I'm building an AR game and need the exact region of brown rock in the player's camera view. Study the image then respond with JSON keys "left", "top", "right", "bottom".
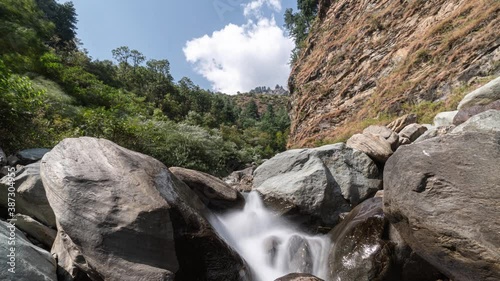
{"left": 363, "top": 125, "right": 400, "bottom": 150}
{"left": 274, "top": 273, "right": 324, "bottom": 281}
{"left": 387, "top": 114, "right": 418, "bottom": 133}
{"left": 346, "top": 133, "right": 393, "bottom": 162}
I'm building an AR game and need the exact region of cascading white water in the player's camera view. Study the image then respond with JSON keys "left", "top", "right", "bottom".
{"left": 208, "top": 191, "right": 331, "bottom": 281}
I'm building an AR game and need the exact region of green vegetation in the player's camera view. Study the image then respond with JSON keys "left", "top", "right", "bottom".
{"left": 0, "top": 0, "right": 290, "bottom": 176}
{"left": 284, "top": 0, "right": 319, "bottom": 61}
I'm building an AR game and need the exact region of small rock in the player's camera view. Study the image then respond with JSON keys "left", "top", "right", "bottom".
{"left": 458, "top": 76, "right": 500, "bottom": 109}
{"left": 223, "top": 166, "right": 254, "bottom": 192}
{"left": 399, "top": 124, "right": 428, "bottom": 142}
{"left": 374, "top": 190, "right": 384, "bottom": 198}
{"left": 363, "top": 125, "right": 399, "bottom": 150}
{"left": 399, "top": 137, "right": 411, "bottom": 145}
{"left": 433, "top": 111, "right": 458, "bottom": 127}
{"left": 346, "top": 133, "right": 394, "bottom": 162}
{"left": 13, "top": 214, "right": 56, "bottom": 249}
{"left": 387, "top": 114, "right": 417, "bottom": 133}
{"left": 274, "top": 273, "right": 324, "bottom": 281}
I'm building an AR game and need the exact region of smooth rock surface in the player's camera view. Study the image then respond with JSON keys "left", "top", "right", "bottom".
{"left": 433, "top": 111, "right": 458, "bottom": 127}
{"left": 170, "top": 167, "right": 244, "bottom": 211}
{"left": 399, "top": 124, "right": 428, "bottom": 142}
{"left": 13, "top": 214, "right": 56, "bottom": 249}
{"left": 41, "top": 137, "right": 248, "bottom": 281}
{"left": 16, "top": 148, "right": 51, "bottom": 165}
{"left": 347, "top": 133, "right": 393, "bottom": 162}
{"left": 0, "top": 220, "right": 57, "bottom": 281}
{"left": 0, "top": 162, "right": 56, "bottom": 227}
{"left": 458, "top": 76, "right": 500, "bottom": 109}
{"left": 453, "top": 100, "right": 500, "bottom": 125}
{"left": 254, "top": 143, "right": 381, "bottom": 227}
{"left": 384, "top": 132, "right": 500, "bottom": 281}
{"left": 274, "top": 273, "right": 324, "bottom": 281}
{"left": 363, "top": 125, "right": 399, "bottom": 150}
{"left": 452, "top": 109, "right": 500, "bottom": 134}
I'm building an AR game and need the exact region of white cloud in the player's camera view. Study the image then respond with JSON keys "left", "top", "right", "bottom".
{"left": 183, "top": 0, "right": 292, "bottom": 94}
{"left": 243, "top": 0, "right": 282, "bottom": 17}
{"left": 183, "top": 17, "right": 293, "bottom": 95}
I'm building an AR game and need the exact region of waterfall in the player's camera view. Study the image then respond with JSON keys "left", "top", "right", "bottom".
{"left": 209, "top": 191, "right": 331, "bottom": 281}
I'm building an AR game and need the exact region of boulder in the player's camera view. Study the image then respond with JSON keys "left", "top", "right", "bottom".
{"left": 0, "top": 162, "right": 56, "bottom": 227}
{"left": 170, "top": 167, "right": 244, "bottom": 211}
{"left": 0, "top": 220, "right": 57, "bottom": 281}
{"left": 346, "top": 133, "right": 393, "bottom": 162}
{"left": 13, "top": 214, "right": 56, "bottom": 249}
{"left": 452, "top": 109, "right": 500, "bottom": 134}
{"left": 223, "top": 166, "right": 254, "bottom": 192}
{"left": 453, "top": 100, "right": 500, "bottom": 125}
{"left": 458, "top": 76, "right": 500, "bottom": 109}
{"left": 16, "top": 148, "right": 51, "bottom": 165}
{"left": 328, "top": 198, "right": 445, "bottom": 281}
{"left": 433, "top": 111, "right": 458, "bottom": 127}
{"left": 41, "top": 137, "right": 248, "bottom": 281}
{"left": 414, "top": 125, "right": 455, "bottom": 143}
{"left": 384, "top": 132, "right": 500, "bottom": 281}
{"left": 386, "top": 114, "right": 417, "bottom": 133}
{"left": 254, "top": 143, "right": 381, "bottom": 227}
{"left": 399, "top": 124, "right": 428, "bottom": 142}
{"left": 363, "top": 125, "right": 399, "bottom": 150}
{"left": 328, "top": 198, "right": 392, "bottom": 281}
{"left": 274, "top": 273, "right": 324, "bottom": 281}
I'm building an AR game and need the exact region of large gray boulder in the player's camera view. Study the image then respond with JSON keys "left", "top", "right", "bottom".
{"left": 13, "top": 214, "right": 56, "bottom": 249}
{"left": 0, "top": 220, "right": 57, "bottom": 281}
{"left": 169, "top": 167, "right": 244, "bottom": 211}
{"left": 452, "top": 109, "right": 500, "bottom": 134}
{"left": 254, "top": 143, "right": 381, "bottom": 227}
{"left": 0, "top": 162, "right": 56, "bottom": 227}
{"left": 458, "top": 76, "right": 500, "bottom": 109}
{"left": 41, "top": 137, "right": 248, "bottom": 281}
{"left": 384, "top": 132, "right": 500, "bottom": 281}
{"left": 16, "top": 148, "right": 51, "bottom": 165}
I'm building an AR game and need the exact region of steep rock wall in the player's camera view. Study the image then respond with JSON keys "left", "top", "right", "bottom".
{"left": 288, "top": 0, "right": 500, "bottom": 147}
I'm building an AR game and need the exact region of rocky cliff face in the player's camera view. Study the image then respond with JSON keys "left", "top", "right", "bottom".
{"left": 288, "top": 0, "right": 500, "bottom": 147}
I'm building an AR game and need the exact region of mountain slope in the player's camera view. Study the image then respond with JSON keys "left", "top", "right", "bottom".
{"left": 288, "top": 0, "right": 500, "bottom": 147}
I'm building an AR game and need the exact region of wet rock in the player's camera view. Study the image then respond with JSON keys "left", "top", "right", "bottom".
{"left": 458, "top": 76, "right": 500, "bottom": 109}
{"left": 16, "top": 148, "right": 51, "bottom": 165}
{"left": 433, "top": 111, "right": 458, "bottom": 127}
{"left": 254, "top": 143, "right": 381, "bottom": 227}
{"left": 399, "top": 124, "right": 428, "bottom": 142}
{"left": 41, "top": 137, "right": 248, "bottom": 281}
{"left": 286, "top": 235, "right": 313, "bottom": 273}
{"left": 384, "top": 132, "right": 500, "bottom": 281}
{"left": 347, "top": 133, "right": 393, "bottom": 162}
{"left": 274, "top": 273, "right": 324, "bottom": 281}
{"left": 0, "top": 162, "right": 55, "bottom": 227}
{"left": 328, "top": 197, "right": 391, "bottom": 281}
{"left": 452, "top": 109, "right": 500, "bottom": 134}
{"left": 13, "top": 214, "right": 56, "bottom": 249}
{"left": 387, "top": 114, "right": 417, "bottom": 133}
{"left": 0, "top": 220, "right": 57, "bottom": 281}
{"left": 170, "top": 167, "right": 244, "bottom": 211}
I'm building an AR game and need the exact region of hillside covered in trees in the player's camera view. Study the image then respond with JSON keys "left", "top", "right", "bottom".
{"left": 0, "top": 0, "right": 290, "bottom": 176}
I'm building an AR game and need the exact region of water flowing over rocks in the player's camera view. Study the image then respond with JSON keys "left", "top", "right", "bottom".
{"left": 41, "top": 137, "right": 248, "bottom": 281}
{"left": 253, "top": 143, "right": 382, "bottom": 227}
{"left": 0, "top": 220, "right": 57, "bottom": 281}
{"left": 384, "top": 131, "right": 500, "bottom": 281}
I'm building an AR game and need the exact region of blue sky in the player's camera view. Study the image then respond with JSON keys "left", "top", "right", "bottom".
{"left": 62, "top": 0, "right": 296, "bottom": 93}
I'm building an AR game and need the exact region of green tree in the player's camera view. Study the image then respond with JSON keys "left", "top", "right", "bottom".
{"left": 284, "top": 0, "right": 319, "bottom": 60}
